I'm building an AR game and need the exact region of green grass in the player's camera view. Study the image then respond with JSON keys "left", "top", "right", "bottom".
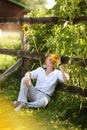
{"left": 0, "top": 34, "right": 20, "bottom": 70}
{"left": 1, "top": 74, "right": 87, "bottom": 130}
{"left": 0, "top": 55, "right": 18, "bottom": 69}
{"left": 0, "top": 34, "right": 87, "bottom": 130}
{"left": 0, "top": 34, "right": 21, "bottom": 49}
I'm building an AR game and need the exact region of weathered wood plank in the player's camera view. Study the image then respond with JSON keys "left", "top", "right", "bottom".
{"left": 21, "top": 27, "right": 30, "bottom": 75}
{"left": 0, "top": 48, "right": 87, "bottom": 66}
{"left": 56, "top": 82, "right": 87, "bottom": 97}
{"left": 0, "top": 58, "right": 22, "bottom": 82}
{"left": 73, "top": 16, "right": 87, "bottom": 24}
{"left": 0, "top": 48, "right": 45, "bottom": 60}
{"left": 0, "top": 17, "right": 64, "bottom": 24}
{"left": 0, "top": 16, "right": 87, "bottom": 24}
{"left": 61, "top": 56, "right": 87, "bottom": 67}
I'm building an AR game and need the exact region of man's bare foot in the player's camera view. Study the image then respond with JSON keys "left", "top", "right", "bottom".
{"left": 14, "top": 104, "right": 23, "bottom": 112}
{"left": 14, "top": 101, "right": 24, "bottom": 111}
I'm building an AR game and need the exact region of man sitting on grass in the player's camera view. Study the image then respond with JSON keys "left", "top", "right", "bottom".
{"left": 14, "top": 54, "right": 69, "bottom": 111}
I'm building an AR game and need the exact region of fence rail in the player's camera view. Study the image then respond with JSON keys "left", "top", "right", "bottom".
{"left": 0, "top": 48, "right": 87, "bottom": 66}
{"left": 56, "top": 83, "right": 87, "bottom": 97}
{"left": 0, "top": 48, "right": 44, "bottom": 60}
{"left": 0, "top": 16, "right": 87, "bottom": 24}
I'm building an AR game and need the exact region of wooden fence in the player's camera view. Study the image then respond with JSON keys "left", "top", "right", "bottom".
{"left": 0, "top": 16, "right": 87, "bottom": 97}
{"left": 0, "top": 16, "right": 87, "bottom": 24}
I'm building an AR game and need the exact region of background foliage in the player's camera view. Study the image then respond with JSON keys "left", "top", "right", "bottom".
{"left": 15, "top": 0, "right": 47, "bottom": 12}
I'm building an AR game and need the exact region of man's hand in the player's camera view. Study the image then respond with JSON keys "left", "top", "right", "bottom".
{"left": 58, "top": 57, "right": 62, "bottom": 66}
{"left": 25, "top": 78, "right": 30, "bottom": 87}
{"left": 24, "top": 72, "right": 31, "bottom": 87}
{"left": 57, "top": 57, "right": 69, "bottom": 81}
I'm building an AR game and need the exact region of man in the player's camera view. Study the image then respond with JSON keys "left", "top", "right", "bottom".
{"left": 14, "top": 54, "right": 69, "bottom": 111}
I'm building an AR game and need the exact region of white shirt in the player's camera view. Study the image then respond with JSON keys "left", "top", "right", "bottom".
{"left": 30, "top": 67, "right": 64, "bottom": 96}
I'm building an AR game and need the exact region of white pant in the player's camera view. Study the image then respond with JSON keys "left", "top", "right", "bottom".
{"left": 17, "top": 77, "right": 51, "bottom": 108}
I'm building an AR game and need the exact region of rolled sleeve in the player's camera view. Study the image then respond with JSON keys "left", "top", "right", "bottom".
{"left": 30, "top": 67, "right": 40, "bottom": 79}
{"left": 57, "top": 71, "right": 65, "bottom": 82}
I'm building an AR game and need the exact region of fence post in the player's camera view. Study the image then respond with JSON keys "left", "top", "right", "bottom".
{"left": 20, "top": 22, "right": 30, "bottom": 76}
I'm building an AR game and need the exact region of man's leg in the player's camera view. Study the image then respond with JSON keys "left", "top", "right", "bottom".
{"left": 14, "top": 77, "right": 29, "bottom": 111}
{"left": 17, "top": 77, "right": 29, "bottom": 103}
{"left": 27, "top": 95, "right": 51, "bottom": 108}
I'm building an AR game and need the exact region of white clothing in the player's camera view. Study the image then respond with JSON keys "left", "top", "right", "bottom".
{"left": 30, "top": 67, "right": 64, "bottom": 96}
{"left": 17, "top": 77, "right": 51, "bottom": 108}
{"left": 17, "top": 67, "right": 64, "bottom": 108}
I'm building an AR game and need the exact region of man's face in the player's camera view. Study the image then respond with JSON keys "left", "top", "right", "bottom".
{"left": 45, "top": 56, "right": 55, "bottom": 68}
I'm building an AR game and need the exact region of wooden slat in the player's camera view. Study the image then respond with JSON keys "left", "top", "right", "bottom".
{"left": 73, "top": 16, "right": 87, "bottom": 24}
{"left": 0, "top": 48, "right": 87, "bottom": 66}
{"left": 0, "top": 16, "right": 87, "bottom": 24}
{"left": 56, "top": 82, "right": 87, "bottom": 97}
{"left": 0, "top": 17, "right": 64, "bottom": 24}
{"left": 61, "top": 56, "right": 87, "bottom": 67}
{"left": 0, "top": 48, "right": 45, "bottom": 60}
{"left": 0, "top": 58, "right": 22, "bottom": 82}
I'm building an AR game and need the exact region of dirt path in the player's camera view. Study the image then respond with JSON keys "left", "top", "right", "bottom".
{"left": 0, "top": 95, "right": 50, "bottom": 130}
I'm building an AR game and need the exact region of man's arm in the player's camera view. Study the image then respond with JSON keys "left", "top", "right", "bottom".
{"left": 24, "top": 67, "right": 40, "bottom": 87}
{"left": 59, "top": 65, "right": 69, "bottom": 82}
{"left": 58, "top": 58, "right": 69, "bottom": 82}
{"left": 24, "top": 72, "right": 31, "bottom": 87}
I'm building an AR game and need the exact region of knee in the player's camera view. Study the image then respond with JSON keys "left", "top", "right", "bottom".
{"left": 43, "top": 97, "right": 50, "bottom": 107}
{"left": 21, "top": 77, "right": 31, "bottom": 88}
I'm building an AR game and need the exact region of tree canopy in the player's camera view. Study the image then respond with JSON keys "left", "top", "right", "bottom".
{"left": 15, "top": 0, "right": 47, "bottom": 12}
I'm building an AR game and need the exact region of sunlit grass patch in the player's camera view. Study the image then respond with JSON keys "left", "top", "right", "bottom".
{"left": 0, "top": 33, "right": 21, "bottom": 49}
{"left": 0, "top": 54, "right": 17, "bottom": 70}
{"left": 0, "top": 34, "right": 21, "bottom": 69}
